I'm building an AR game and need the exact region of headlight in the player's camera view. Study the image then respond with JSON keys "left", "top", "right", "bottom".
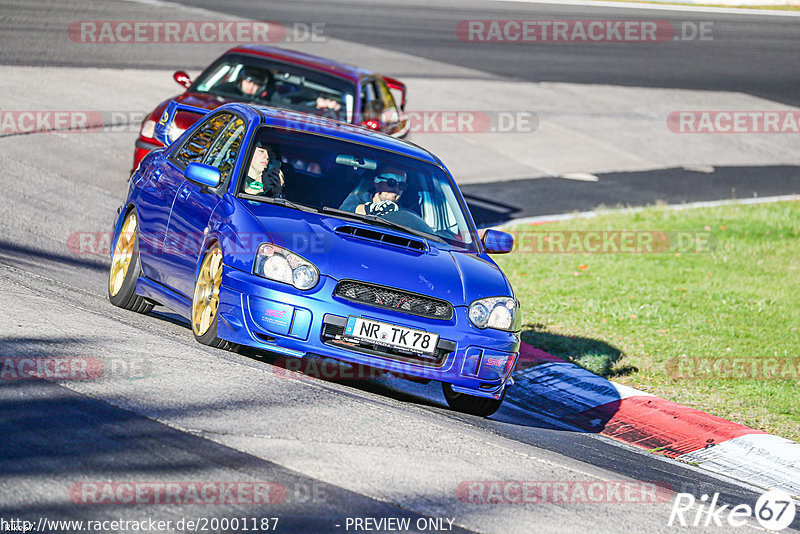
{"left": 168, "top": 123, "right": 186, "bottom": 142}
{"left": 254, "top": 244, "right": 319, "bottom": 290}
{"left": 140, "top": 118, "right": 156, "bottom": 139}
{"left": 468, "top": 297, "right": 519, "bottom": 331}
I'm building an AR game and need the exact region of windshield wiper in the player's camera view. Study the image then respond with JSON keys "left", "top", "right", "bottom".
{"left": 240, "top": 194, "right": 318, "bottom": 213}
{"left": 321, "top": 207, "right": 444, "bottom": 243}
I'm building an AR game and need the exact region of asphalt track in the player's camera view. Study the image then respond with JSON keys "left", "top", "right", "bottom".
{"left": 167, "top": 0, "right": 800, "bottom": 106}
{"left": 161, "top": 0, "right": 800, "bottom": 225}
{"left": 1, "top": 0, "right": 799, "bottom": 532}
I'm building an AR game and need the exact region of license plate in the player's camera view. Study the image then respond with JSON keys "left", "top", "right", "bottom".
{"left": 343, "top": 316, "right": 439, "bottom": 356}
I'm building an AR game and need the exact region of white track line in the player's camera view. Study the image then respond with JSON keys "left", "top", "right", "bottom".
{"left": 497, "top": 194, "right": 800, "bottom": 228}
{"left": 491, "top": 0, "right": 800, "bottom": 17}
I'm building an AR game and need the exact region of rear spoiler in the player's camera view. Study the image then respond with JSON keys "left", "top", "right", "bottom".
{"left": 383, "top": 76, "right": 406, "bottom": 111}
{"left": 153, "top": 100, "right": 210, "bottom": 146}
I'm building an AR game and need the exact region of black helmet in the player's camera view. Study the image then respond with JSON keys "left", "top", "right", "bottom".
{"left": 240, "top": 66, "right": 268, "bottom": 85}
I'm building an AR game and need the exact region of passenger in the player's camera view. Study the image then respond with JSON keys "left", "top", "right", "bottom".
{"left": 243, "top": 141, "right": 284, "bottom": 198}
{"left": 315, "top": 93, "right": 342, "bottom": 113}
{"left": 301, "top": 92, "right": 343, "bottom": 120}
{"left": 339, "top": 167, "right": 407, "bottom": 215}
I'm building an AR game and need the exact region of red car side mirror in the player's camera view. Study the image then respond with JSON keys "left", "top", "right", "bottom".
{"left": 173, "top": 70, "right": 192, "bottom": 89}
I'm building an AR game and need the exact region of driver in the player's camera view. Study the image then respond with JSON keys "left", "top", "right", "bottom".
{"left": 243, "top": 141, "right": 284, "bottom": 198}
{"left": 340, "top": 167, "right": 407, "bottom": 215}
{"left": 217, "top": 66, "right": 271, "bottom": 99}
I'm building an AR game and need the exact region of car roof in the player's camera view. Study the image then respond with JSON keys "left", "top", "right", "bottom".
{"left": 225, "top": 103, "right": 441, "bottom": 166}
{"left": 225, "top": 45, "right": 372, "bottom": 83}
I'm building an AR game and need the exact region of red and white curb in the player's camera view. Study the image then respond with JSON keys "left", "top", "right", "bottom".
{"left": 510, "top": 342, "right": 800, "bottom": 498}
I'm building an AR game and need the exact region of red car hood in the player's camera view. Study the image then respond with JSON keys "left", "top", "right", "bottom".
{"left": 174, "top": 91, "right": 236, "bottom": 110}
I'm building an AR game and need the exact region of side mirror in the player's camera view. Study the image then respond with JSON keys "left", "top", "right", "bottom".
{"left": 482, "top": 229, "right": 514, "bottom": 254}
{"left": 173, "top": 70, "right": 192, "bottom": 89}
{"left": 185, "top": 163, "right": 221, "bottom": 188}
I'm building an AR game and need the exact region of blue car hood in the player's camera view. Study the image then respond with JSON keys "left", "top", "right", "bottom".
{"left": 248, "top": 209, "right": 510, "bottom": 305}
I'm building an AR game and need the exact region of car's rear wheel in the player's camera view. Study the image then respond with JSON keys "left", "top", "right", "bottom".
{"left": 108, "top": 210, "right": 154, "bottom": 314}
{"left": 442, "top": 383, "right": 505, "bottom": 417}
{"left": 192, "top": 243, "right": 231, "bottom": 350}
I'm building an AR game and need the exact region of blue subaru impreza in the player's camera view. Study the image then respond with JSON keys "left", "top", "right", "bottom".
{"left": 109, "top": 103, "right": 520, "bottom": 416}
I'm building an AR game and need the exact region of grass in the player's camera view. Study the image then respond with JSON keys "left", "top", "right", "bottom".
{"left": 496, "top": 199, "right": 800, "bottom": 441}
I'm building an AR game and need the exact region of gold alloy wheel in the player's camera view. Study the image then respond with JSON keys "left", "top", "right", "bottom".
{"left": 109, "top": 211, "right": 138, "bottom": 297}
{"left": 192, "top": 245, "right": 223, "bottom": 337}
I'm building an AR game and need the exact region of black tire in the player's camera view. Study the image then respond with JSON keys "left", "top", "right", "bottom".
{"left": 191, "top": 244, "right": 231, "bottom": 350}
{"left": 442, "top": 383, "right": 506, "bottom": 417}
{"left": 108, "top": 210, "right": 154, "bottom": 314}
{"left": 193, "top": 316, "right": 231, "bottom": 350}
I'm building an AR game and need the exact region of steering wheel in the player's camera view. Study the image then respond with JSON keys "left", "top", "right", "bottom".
{"left": 380, "top": 209, "right": 435, "bottom": 235}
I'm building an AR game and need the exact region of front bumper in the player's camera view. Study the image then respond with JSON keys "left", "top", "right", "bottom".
{"left": 215, "top": 267, "right": 519, "bottom": 399}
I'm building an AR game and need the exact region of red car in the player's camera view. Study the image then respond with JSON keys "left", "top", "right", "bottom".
{"left": 133, "top": 45, "right": 409, "bottom": 172}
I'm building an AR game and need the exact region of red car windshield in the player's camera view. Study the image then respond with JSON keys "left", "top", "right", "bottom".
{"left": 192, "top": 55, "right": 356, "bottom": 123}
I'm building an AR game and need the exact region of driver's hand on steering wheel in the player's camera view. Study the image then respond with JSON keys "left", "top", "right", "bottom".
{"left": 366, "top": 200, "right": 399, "bottom": 216}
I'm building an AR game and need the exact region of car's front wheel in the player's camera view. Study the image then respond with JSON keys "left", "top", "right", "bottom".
{"left": 108, "top": 210, "right": 154, "bottom": 314}
{"left": 191, "top": 243, "right": 231, "bottom": 350}
{"left": 442, "top": 383, "right": 505, "bottom": 417}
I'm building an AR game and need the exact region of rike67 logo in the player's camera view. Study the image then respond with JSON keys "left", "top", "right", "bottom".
{"left": 669, "top": 489, "right": 796, "bottom": 531}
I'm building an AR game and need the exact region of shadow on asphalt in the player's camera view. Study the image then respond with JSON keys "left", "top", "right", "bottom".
{"left": 520, "top": 324, "right": 636, "bottom": 379}
{"left": 464, "top": 165, "right": 800, "bottom": 227}
{"left": 233, "top": 324, "right": 629, "bottom": 434}
{"left": 140, "top": 308, "right": 625, "bottom": 434}
{"left": 0, "top": 378, "right": 473, "bottom": 532}
{"left": 0, "top": 239, "right": 108, "bottom": 273}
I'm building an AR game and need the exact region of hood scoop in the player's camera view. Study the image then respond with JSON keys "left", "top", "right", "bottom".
{"left": 335, "top": 225, "right": 427, "bottom": 252}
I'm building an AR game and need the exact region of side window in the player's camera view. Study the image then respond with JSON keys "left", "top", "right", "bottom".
{"left": 172, "top": 113, "right": 233, "bottom": 167}
{"left": 376, "top": 80, "right": 399, "bottom": 124}
{"left": 203, "top": 117, "right": 246, "bottom": 183}
{"left": 367, "top": 81, "right": 383, "bottom": 114}
{"left": 360, "top": 81, "right": 379, "bottom": 121}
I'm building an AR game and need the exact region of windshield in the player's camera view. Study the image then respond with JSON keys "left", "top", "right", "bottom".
{"left": 237, "top": 127, "right": 478, "bottom": 251}
{"left": 192, "top": 54, "right": 355, "bottom": 123}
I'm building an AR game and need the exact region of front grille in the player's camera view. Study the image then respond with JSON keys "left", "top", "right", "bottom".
{"left": 321, "top": 317, "right": 454, "bottom": 368}
{"left": 334, "top": 280, "right": 453, "bottom": 320}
